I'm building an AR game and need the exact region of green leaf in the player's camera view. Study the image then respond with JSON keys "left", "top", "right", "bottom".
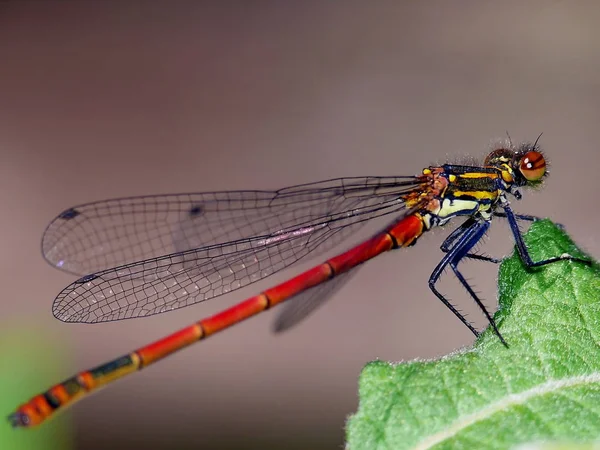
{"left": 0, "top": 324, "right": 73, "bottom": 449}
{"left": 346, "top": 220, "right": 600, "bottom": 450}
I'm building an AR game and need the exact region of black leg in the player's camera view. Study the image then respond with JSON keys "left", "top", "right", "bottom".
{"left": 440, "top": 218, "right": 475, "bottom": 251}
{"left": 429, "top": 218, "right": 507, "bottom": 344}
{"left": 450, "top": 262, "right": 507, "bottom": 346}
{"left": 440, "top": 218, "right": 501, "bottom": 264}
{"left": 494, "top": 211, "right": 566, "bottom": 230}
{"left": 493, "top": 211, "right": 539, "bottom": 222}
{"left": 501, "top": 203, "right": 591, "bottom": 268}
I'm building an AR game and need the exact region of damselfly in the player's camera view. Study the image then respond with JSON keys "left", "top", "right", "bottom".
{"left": 9, "top": 137, "right": 591, "bottom": 427}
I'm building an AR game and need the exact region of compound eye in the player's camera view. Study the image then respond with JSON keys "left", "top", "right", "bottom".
{"left": 519, "top": 150, "right": 546, "bottom": 181}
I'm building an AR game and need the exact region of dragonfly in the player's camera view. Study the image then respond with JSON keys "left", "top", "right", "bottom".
{"left": 9, "top": 137, "right": 591, "bottom": 428}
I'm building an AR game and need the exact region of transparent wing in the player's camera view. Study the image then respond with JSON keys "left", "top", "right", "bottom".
{"left": 271, "top": 214, "right": 403, "bottom": 333}
{"left": 48, "top": 176, "right": 422, "bottom": 323}
{"left": 272, "top": 269, "right": 356, "bottom": 333}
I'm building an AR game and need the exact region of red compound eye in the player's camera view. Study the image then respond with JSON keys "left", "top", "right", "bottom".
{"left": 519, "top": 150, "right": 546, "bottom": 181}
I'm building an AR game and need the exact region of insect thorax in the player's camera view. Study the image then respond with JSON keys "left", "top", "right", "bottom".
{"left": 417, "top": 168, "right": 506, "bottom": 230}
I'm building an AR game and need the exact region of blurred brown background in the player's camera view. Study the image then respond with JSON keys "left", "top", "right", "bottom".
{"left": 1, "top": 1, "right": 599, "bottom": 449}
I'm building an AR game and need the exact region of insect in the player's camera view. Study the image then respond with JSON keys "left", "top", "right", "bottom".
{"left": 9, "top": 137, "right": 591, "bottom": 427}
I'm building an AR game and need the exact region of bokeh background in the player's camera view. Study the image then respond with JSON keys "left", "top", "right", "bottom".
{"left": 1, "top": 1, "right": 599, "bottom": 449}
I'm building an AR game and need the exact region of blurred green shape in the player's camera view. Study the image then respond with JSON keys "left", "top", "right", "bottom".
{"left": 347, "top": 220, "right": 600, "bottom": 450}
{"left": 0, "top": 325, "right": 73, "bottom": 449}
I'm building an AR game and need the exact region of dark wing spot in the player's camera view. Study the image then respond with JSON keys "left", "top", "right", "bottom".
{"left": 58, "top": 208, "right": 80, "bottom": 220}
{"left": 75, "top": 273, "right": 99, "bottom": 284}
{"left": 188, "top": 204, "right": 204, "bottom": 217}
